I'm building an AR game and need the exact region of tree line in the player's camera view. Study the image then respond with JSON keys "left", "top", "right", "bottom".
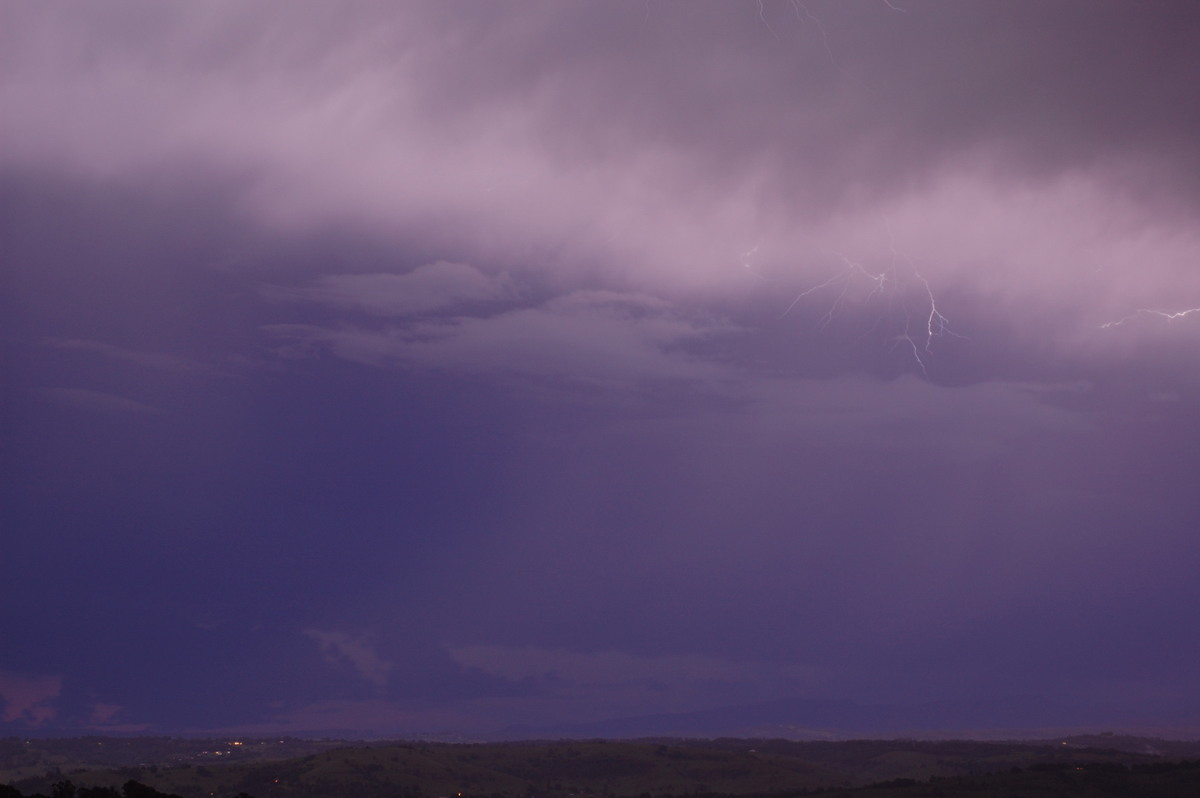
{"left": 0, "top": 780, "right": 256, "bottom": 798}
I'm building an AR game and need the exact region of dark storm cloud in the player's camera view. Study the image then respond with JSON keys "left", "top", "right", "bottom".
{"left": 265, "top": 289, "right": 738, "bottom": 386}
{"left": 3, "top": 1, "right": 1200, "bottom": 736}
{"left": 5, "top": 1, "right": 1200, "bottom": 322}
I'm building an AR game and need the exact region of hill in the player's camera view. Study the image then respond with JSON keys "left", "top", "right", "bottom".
{"left": 5, "top": 737, "right": 1200, "bottom": 798}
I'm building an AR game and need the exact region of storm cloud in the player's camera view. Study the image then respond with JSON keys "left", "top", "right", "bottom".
{"left": 3, "top": 1, "right": 1199, "bottom": 737}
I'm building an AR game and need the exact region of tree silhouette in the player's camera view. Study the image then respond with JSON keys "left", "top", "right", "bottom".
{"left": 78, "top": 788, "right": 121, "bottom": 798}
{"left": 120, "top": 783, "right": 179, "bottom": 798}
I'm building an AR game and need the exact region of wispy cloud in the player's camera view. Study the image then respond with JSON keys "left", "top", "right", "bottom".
{"left": 45, "top": 339, "right": 215, "bottom": 375}
{"left": 41, "top": 387, "right": 167, "bottom": 415}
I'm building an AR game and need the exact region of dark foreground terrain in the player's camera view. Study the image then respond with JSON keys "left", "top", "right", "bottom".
{"left": 4, "top": 736, "right": 1200, "bottom": 798}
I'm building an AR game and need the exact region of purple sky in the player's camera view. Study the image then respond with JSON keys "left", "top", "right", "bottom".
{"left": 3, "top": 1, "right": 1200, "bottom": 738}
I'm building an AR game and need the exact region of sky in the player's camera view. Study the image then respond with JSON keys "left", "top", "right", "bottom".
{"left": 3, "top": 0, "right": 1200, "bottom": 739}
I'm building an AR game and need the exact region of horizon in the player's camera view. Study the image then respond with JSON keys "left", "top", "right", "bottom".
{"left": 5, "top": 727, "right": 1200, "bottom": 744}
{"left": 4, "top": 0, "right": 1200, "bottom": 739}
{"left": 8, "top": 734, "right": 1200, "bottom": 798}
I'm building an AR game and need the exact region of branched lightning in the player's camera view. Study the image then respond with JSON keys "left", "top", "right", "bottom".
{"left": 777, "top": 254, "right": 861, "bottom": 320}
{"left": 881, "top": 0, "right": 908, "bottom": 12}
{"left": 916, "top": 272, "right": 957, "bottom": 347}
{"left": 778, "top": 224, "right": 965, "bottom": 376}
{"left": 890, "top": 272, "right": 963, "bottom": 377}
{"left": 1100, "top": 307, "right": 1200, "bottom": 329}
{"left": 790, "top": 0, "right": 835, "bottom": 64}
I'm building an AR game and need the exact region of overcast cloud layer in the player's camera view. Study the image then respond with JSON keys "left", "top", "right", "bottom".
{"left": 3, "top": 1, "right": 1200, "bottom": 738}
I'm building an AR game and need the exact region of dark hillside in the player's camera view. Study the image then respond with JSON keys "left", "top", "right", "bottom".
{"left": 6, "top": 737, "right": 1200, "bottom": 798}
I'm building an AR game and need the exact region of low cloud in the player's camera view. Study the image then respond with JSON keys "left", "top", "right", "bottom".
{"left": 304, "top": 629, "right": 393, "bottom": 688}
{"left": 267, "top": 261, "right": 514, "bottom": 316}
{"left": 88, "top": 702, "right": 123, "bottom": 724}
{"left": 266, "top": 289, "right": 739, "bottom": 387}
{"left": 0, "top": 671, "right": 62, "bottom": 725}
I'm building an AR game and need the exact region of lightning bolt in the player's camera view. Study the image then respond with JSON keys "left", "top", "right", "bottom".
{"left": 740, "top": 240, "right": 767, "bottom": 276}
{"left": 780, "top": 224, "right": 965, "bottom": 376}
{"left": 916, "top": 272, "right": 955, "bottom": 347}
{"left": 882, "top": 0, "right": 908, "bottom": 12}
{"left": 1100, "top": 307, "right": 1200, "bottom": 329}
{"left": 777, "top": 253, "right": 867, "bottom": 321}
{"left": 896, "top": 318, "right": 930, "bottom": 376}
{"left": 790, "top": 0, "right": 835, "bottom": 64}
{"left": 756, "top": 0, "right": 780, "bottom": 38}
